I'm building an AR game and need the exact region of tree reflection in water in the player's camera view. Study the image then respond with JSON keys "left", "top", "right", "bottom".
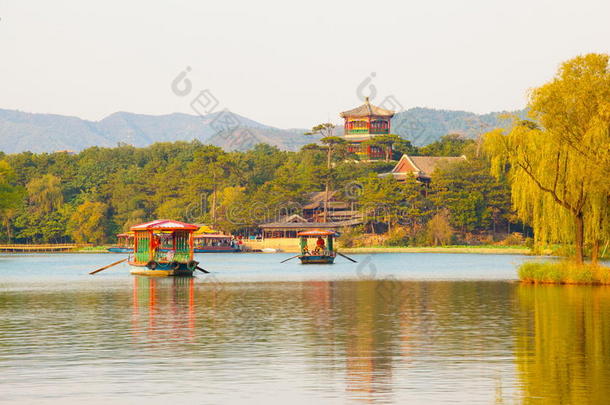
{"left": 4, "top": 275, "right": 610, "bottom": 403}
{"left": 516, "top": 285, "right": 610, "bottom": 405}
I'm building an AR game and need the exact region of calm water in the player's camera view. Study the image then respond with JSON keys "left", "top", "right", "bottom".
{"left": 1, "top": 253, "right": 609, "bottom": 404}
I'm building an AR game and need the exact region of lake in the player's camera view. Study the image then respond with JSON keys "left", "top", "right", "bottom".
{"left": 1, "top": 253, "right": 609, "bottom": 404}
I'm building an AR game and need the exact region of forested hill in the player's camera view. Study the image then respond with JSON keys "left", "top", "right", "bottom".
{"left": 0, "top": 107, "right": 526, "bottom": 153}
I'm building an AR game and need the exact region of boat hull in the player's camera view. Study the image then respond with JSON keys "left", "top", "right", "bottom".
{"left": 107, "top": 247, "right": 133, "bottom": 253}
{"left": 299, "top": 255, "right": 335, "bottom": 264}
{"left": 129, "top": 262, "right": 194, "bottom": 277}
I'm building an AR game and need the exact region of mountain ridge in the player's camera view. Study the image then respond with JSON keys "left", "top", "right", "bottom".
{"left": 0, "top": 107, "right": 526, "bottom": 154}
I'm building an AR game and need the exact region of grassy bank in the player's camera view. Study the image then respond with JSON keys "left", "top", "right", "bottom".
{"left": 519, "top": 261, "right": 610, "bottom": 285}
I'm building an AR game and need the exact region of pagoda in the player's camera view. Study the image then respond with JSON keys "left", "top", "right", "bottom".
{"left": 340, "top": 97, "right": 395, "bottom": 160}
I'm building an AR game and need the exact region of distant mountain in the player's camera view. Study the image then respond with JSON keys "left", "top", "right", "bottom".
{"left": 0, "top": 107, "right": 527, "bottom": 154}
{"left": 389, "top": 107, "right": 528, "bottom": 146}
{"left": 0, "top": 109, "right": 311, "bottom": 154}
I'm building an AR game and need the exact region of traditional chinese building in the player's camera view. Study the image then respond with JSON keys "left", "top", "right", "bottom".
{"left": 258, "top": 191, "right": 363, "bottom": 238}
{"left": 340, "top": 97, "right": 395, "bottom": 160}
{"left": 386, "top": 154, "right": 467, "bottom": 184}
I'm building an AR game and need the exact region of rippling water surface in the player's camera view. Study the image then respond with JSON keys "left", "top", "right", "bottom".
{"left": 1, "top": 253, "right": 609, "bottom": 404}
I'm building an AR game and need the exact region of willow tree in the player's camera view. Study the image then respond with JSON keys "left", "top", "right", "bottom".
{"left": 485, "top": 54, "right": 610, "bottom": 263}
{"left": 68, "top": 201, "right": 108, "bottom": 244}
{"left": 26, "top": 173, "right": 63, "bottom": 215}
{"left": 529, "top": 54, "right": 610, "bottom": 262}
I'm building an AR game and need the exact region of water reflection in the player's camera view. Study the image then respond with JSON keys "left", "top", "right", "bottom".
{"left": 516, "top": 285, "right": 610, "bottom": 405}
{"left": 1, "top": 274, "right": 610, "bottom": 403}
{"left": 131, "top": 277, "right": 196, "bottom": 344}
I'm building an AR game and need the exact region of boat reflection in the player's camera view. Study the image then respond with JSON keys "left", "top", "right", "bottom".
{"left": 131, "top": 276, "right": 196, "bottom": 344}
{"left": 119, "top": 277, "right": 610, "bottom": 403}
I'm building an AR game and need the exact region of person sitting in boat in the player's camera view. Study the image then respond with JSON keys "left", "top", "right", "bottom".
{"left": 152, "top": 235, "right": 161, "bottom": 251}
{"left": 299, "top": 237, "right": 309, "bottom": 255}
{"left": 316, "top": 237, "right": 325, "bottom": 253}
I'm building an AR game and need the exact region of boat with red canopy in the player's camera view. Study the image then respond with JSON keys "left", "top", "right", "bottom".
{"left": 129, "top": 220, "right": 199, "bottom": 276}
{"left": 297, "top": 229, "right": 338, "bottom": 264}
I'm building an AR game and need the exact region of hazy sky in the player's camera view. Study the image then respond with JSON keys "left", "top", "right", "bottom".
{"left": 1, "top": 0, "right": 608, "bottom": 128}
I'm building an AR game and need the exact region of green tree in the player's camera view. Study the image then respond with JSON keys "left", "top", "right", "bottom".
{"left": 0, "top": 161, "right": 25, "bottom": 242}
{"left": 214, "top": 186, "right": 248, "bottom": 233}
{"left": 398, "top": 174, "right": 430, "bottom": 231}
{"left": 362, "top": 134, "right": 403, "bottom": 162}
{"left": 419, "top": 134, "right": 474, "bottom": 156}
{"left": 391, "top": 136, "right": 418, "bottom": 159}
{"left": 26, "top": 174, "right": 63, "bottom": 215}
{"left": 358, "top": 174, "right": 405, "bottom": 233}
{"left": 425, "top": 210, "right": 454, "bottom": 246}
{"left": 305, "top": 123, "right": 347, "bottom": 222}
{"left": 429, "top": 159, "right": 511, "bottom": 233}
{"left": 485, "top": 54, "right": 610, "bottom": 263}
{"left": 68, "top": 201, "right": 109, "bottom": 244}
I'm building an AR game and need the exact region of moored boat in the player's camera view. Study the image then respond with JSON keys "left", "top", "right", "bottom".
{"left": 108, "top": 247, "right": 133, "bottom": 253}
{"left": 107, "top": 232, "right": 134, "bottom": 253}
{"left": 193, "top": 234, "right": 241, "bottom": 253}
{"left": 128, "top": 220, "right": 199, "bottom": 276}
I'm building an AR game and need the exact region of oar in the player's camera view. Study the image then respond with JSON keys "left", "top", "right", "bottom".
{"left": 336, "top": 251, "right": 357, "bottom": 263}
{"left": 280, "top": 254, "right": 301, "bottom": 263}
{"left": 196, "top": 266, "right": 210, "bottom": 274}
{"left": 89, "top": 258, "right": 127, "bottom": 275}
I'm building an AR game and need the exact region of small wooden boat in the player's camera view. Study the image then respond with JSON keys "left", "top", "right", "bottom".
{"left": 128, "top": 220, "right": 199, "bottom": 277}
{"left": 193, "top": 234, "right": 241, "bottom": 253}
{"left": 296, "top": 230, "right": 338, "bottom": 264}
{"left": 299, "top": 254, "right": 335, "bottom": 264}
{"left": 107, "top": 232, "right": 134, "bottom": 253}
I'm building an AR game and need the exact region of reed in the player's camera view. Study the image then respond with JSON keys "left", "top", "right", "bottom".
{"left": 519, "top": 261, "right": 610, "bottom": 285}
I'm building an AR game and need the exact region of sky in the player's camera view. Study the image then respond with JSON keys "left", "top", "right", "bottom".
{"left": 0, "top": 0, "right": 608, "bottom": 128}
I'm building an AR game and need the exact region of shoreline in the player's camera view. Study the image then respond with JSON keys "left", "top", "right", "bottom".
{"left": 0, "top": 245, "right": 533, "bottom": 255}
{"left": 339, "top": 246, "right": 532, "bottom": 255}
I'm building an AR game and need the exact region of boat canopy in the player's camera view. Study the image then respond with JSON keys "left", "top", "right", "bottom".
{"left": 116, "top": 232, "right": 134, "bottom": 237}
{"left": 130, "top": 219, "right": 199, "bottom": 231}
{"left": 194, "top": 225, "right": 220, "bottom": 234}
{"left": 297, "top": 229, "right": 338, "bottom": 237}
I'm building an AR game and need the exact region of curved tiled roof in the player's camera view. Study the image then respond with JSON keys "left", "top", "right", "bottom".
{"left": 297, "top": 229, "right": 338, "bottom": 236}
{"left": 391, "top": 155, "right": 467, "bottom": 178}
{"left": 340, "top": 97, "right": 395, "bottom": 118}
{"left": 130, "top": 219, "right": 199, "bottom": 231}
{"left": 259, "top": 219, "right": 363, "bottom": 229}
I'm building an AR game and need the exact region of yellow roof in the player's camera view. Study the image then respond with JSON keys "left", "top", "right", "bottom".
{"left": 194, "top": 225, "right": 220, "bottom": 235}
